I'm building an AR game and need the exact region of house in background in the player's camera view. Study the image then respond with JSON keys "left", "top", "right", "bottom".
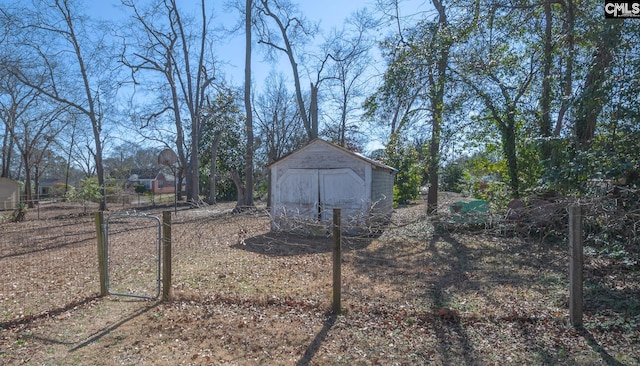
{"left": 269, "top": 138, "right": 397, "bottom": 234}
{"left": 0, "top": 177, "right": 21, "bottom": 210}
{"left": 128, "top": 170, "right": 176, "bottom": 194}
{"left": 38, "top": 178, "right": 63, "bottom": 197}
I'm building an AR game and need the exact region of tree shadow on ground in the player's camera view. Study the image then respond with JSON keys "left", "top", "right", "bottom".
{"left": 68, "top": 299, "right": 161, "bottom": 352}
{"left": 426, "top": 232, "right": 482, "bottom": 366}
{"left": 3, "top": 296, "right": 160, "bottom": 355}
{"left": 296, "top": 315, "right": 336, "bottom": 366}
{"left": 0, "top": 295, "right": 102, "bottom": 330}
{"left": 349, "top": 227, "right": 634, "bottom": 364}
{"left": 577, "top": 326, "right": 626, "bottom": 366}
{"left": 237, "top": 231, "right": 372, "bottom": 257}
{"left": 585, "top": 281, "right": 640, "bottom": 317}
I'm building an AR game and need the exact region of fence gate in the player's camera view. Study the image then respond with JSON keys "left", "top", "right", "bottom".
{"left": 105, "top": 213, "right": 162, "bottom": 299}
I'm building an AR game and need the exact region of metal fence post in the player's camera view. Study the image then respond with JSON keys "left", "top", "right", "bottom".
{"left": 332, "top": 208, "right": 342, "bottom": 314}
{"left": 94, "top": 211, "right": 107, "bottom": 296}
{"left": 569, "top": 205, "right": 584, "bottom": 327}
{"left": 162, "top": 211, "right": 172, "bottom": 300}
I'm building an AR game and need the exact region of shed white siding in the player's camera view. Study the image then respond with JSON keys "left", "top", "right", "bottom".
{"left": 270, "top": 139, "right": 396, "bottom": 233}
{"left": 276, "top": 168, "right": 319, "bottom": 220}
{"left": 319, "top": 168, "right": 367, "bottom": 221}
{"left": 370, "top": 168, "right": 395, "bottom": 221}
{"left": 0, "top": 178, "right": 20, "bottom": 210}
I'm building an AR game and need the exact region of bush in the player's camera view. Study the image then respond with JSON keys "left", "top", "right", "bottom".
{"left": 66, "top": 177, "right": 103, "bottom": 204}
{"left": 51, "top": 182, "right": 70, "bottom": 198}
{"left": 458, "top": 172, "right": 510, "bottom": 210}
{"left": 134, "top": 184, "right": 147, "bottom": 195}
{"left": 384, "top": 136, "right": 422, "bottom": 206}
{"left": 441, "top": 163, "right": 464, "bottom": 193}
{"left": 542, "top": 131, "right": 640, "bottom": 194}
{"left": 11, "top": 203, "right": 26, "bottom": 223}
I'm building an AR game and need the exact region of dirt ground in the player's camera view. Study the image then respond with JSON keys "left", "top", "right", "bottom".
{"left": 1, "top": 196, "right": 639, "bottom": 365}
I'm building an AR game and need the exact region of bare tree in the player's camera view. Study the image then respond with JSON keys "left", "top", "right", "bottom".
{"left": 4, "top": 0, "right": 116, "bottom": 211}
{"left": 70, "top": 127, "right": 98, "bottom": 179}
{"left": 0, "top": 118, "right": 14, "bottom": 178}
{"left": 0, "top": 72, "right": 17, "bottom": 179}
{"left": 254, "top": 72, "right": 306, "bottom": 163}
{"left": 0, "top": 76, "right": 67, "bottom": 207}
{"left": 0, "top": 5, "right": 15, "bottom": 178}
{"left": 241, "top": 0, "right": 255, "bottom": 209}
{"left": 255, "top": 0, "right": 320, "bottom": 141}
{"left": 321, "top": 9, "right": 377, "bottom": 149}
{"left": 120, "top": 0, "right": 216, "bottom": 203}
{"left": 254, "top": 71, "right": 306, "bottom": 206}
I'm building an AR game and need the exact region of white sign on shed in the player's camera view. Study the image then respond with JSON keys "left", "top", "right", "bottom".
{"left": 269, "top": 139, "right": 396, "bottom": 233}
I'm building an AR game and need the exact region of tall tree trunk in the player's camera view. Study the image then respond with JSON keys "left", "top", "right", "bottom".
{"left": 426, "top": 0, "right": 450, "bottom": 214}
{"left": 90, "top": 121, "right": 107, "bottom": 211}
{"left": 64, "top": 123, "right": 75, "bottom": 196}
{"left": 176, "top": 167, "right": 184, "bottom": 201}
{"left": 231, "top": 170, "right": 246, "bottom": 211}
{"left": 1, "top": 123, "right": 14, "bottom": 178}
{"left": 33, "top": 165, "right": 39, "bottom": 205}
{"left": 243, "top": 0, "right": 255, "bottom": 208}
{"left": 207, "top": 131, "right": 222, "bottom": 204}
{"left": 339, "top": 97, "right": 347, "bottom": 147}
{"left": 257, "top": 0, "right": 313, "bottom": 141}
{"left": 23, "top": 160, "right": 33, "bottom": 208}
{"left": 539, "top": 0, "right": 553, "bottom": 160}
{"left": 427, "top": 118, "right": 441, "bottom": 213}
{"left": 185, "top": 0, "right": 211, "bottom": 204}
{"left": 575, "top": 22, "right": 623, "bottom": 146}
{"left": 501, "top": 120, "right": 519, "bottom": 198}
{"left": 189, "top": 116, "right": 201, "bottom": 203}
{"left": 554, "top": 0, "right": 574, "bottom": 136}
{"left": 310, "top": 82, "right": 319, "bottom": 140}
{"left": 168, "top": 67, "right": 188, "bottom": 202}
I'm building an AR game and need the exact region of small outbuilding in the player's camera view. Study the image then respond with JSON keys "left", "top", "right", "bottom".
{"left": 0, "top": 177, "right": 21, "bottom": 210}
{"left": 269, "top": 139, "right": 397, "bottom": 233}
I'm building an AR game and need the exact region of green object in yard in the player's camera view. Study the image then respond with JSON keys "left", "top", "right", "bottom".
{"left": 449, "top": 200, "right": 489, "bottom": 223}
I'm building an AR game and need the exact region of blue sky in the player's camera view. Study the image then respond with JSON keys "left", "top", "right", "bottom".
{"left": 87, "top": 0, "right": 427, "bottom": 89}
{"left": 86, "top": 0, "right": 428, "bottom": 151}
{"left": 88, "top": 1, "right": 374, "bottom": 86}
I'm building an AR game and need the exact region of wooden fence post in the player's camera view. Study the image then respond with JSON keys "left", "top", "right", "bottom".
{"left": 569, "top": 205, "right": 583, "bottom": 327}
{"left": 162, "top": 211, "right": 172, "bottom": 300}
{"left": 332, "top": 208, "right": 342, "bottom": 314}
{"left": 94, "top": 211, "right": 107, "bottom": 296}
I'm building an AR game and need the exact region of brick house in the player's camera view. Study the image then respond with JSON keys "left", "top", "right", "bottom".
{"left": 128, "top": 170, "right": 176, "bottom": 194}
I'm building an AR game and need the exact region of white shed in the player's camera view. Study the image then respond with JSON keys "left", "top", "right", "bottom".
{"left": 0, "top": 178, "right": 21, "bottom": 210}
{"left": 269, "top": 139, "right": 397, "bottom": 233}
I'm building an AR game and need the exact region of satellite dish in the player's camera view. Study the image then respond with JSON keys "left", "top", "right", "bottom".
{"left": 158, "top": 148, "right": 178, "bottom": 166}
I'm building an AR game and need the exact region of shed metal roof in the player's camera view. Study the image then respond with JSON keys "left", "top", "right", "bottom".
{"left": 268, "top": 138, "right": 397, "bottom": 174}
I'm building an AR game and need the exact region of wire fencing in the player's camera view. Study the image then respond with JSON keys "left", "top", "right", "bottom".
{"left": 0, "top": 203, "right": 169, "bottom": 328}
{"left": 2, "top": 195, "right": 637, "bottom": 336}
{"left": 0, "top": 203, "right": 100, "bottom": 327}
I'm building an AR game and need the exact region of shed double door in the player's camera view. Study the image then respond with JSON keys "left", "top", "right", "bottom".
{"left": 278, "top": 168, "right": 366, "bottom": 222}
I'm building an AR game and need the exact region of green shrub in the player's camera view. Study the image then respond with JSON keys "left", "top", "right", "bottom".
{"left": 66, "top": 177, "right": 103, "bottom": 204}
{"left": 441, "top": 163, "right": 464, "bottom": 193}
{"left": 385, "top": 136, "right": 422, "bottom": 206}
